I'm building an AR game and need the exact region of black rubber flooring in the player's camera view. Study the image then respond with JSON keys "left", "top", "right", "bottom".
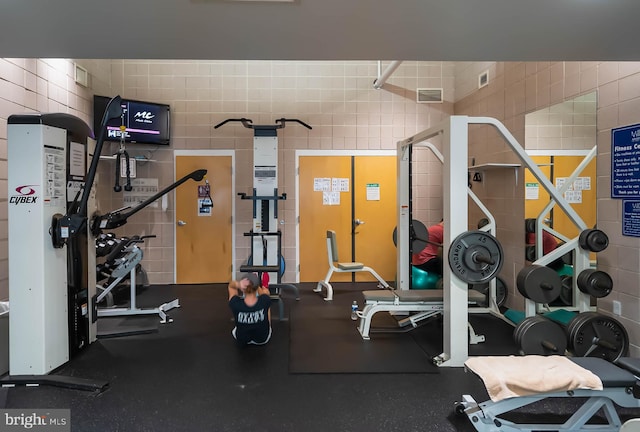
{"left": 4, "top": 283, "right": 640, "bottom": 432}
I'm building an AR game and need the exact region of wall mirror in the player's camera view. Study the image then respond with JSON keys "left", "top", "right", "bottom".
{"left": 523, "top": 92, "right": 597, "bottom": 304}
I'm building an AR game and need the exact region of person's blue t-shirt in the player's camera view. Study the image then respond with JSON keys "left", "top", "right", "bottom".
{"left": 229, "top": 294, "right": 271, "bottom": 344}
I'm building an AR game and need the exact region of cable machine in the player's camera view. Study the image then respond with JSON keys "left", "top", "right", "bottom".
{"left": 214, "top": 118, "right": 310, "bottom": 286}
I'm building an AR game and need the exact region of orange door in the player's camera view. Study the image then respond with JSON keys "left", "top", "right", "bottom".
{"left": 298, "top": 154, "right": 396, "bottom": 283}
{"left": 353, "top": 156, "right": 397, "bottom": 281}
{"left": 175, "top": 154, "right": 233, "bottom": 283}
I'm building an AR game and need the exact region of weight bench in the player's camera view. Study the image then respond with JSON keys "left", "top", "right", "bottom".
{"left": 356, "top": 289, "right": 486, "bottom": 341}
{"left": 458, "top": 355, "right": 640, "bottom": 432}
{"left": 315, "top": 230, "right": 391, "bottom": 301}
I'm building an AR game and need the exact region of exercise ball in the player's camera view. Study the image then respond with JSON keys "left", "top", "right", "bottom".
{"left": 411, "top": 266, "right": 440, "bottom": 290}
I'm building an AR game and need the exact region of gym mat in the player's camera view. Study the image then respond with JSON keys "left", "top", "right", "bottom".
{"left": 288, "top": 284, "right": 439, "bottom": 374}
{"left": 97, "top": 316, "right": 160, "bottom": 339}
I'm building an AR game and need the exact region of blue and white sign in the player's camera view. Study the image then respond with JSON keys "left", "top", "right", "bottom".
{"left": 611, "top": 123, "right": 640, "bottom": 198}
{"left": 622, "top": 200, "right": 640, "bottom": 237}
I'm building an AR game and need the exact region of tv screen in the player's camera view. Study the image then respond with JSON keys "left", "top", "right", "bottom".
{"left": 93, "top": 95, "right": 171, "bottom": 146}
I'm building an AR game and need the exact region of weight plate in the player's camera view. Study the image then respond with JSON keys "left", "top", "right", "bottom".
{"left": 568, "top": 312, "right": 629, "bottom": 362}
{"left": 516, "top": 265, "right": 562, "bottom": 304}
{"left": 448, "top": 230, "right": 504, "bottom": 284}
{"left": 525, "top": 245, "right": 536, "bottom": 262}
{"left": 578, "top": 229, "right": 609, "bottom": 253}
{"left": 558, "top": 275, "right": 573, "bottom": 306}
{"left": 470, "top": 276, "right": 507, "bottom": 308}
{"left": 477, "top": 218, "right": 490, "bottom": 229}
{"left": 525, "top": 218, "right": 536, "bottom": 233}
{"left": 515, "top": 316, "right": 568, "bottom": 356}
{"left": 392, "top": 219, "right": 429, "bottom": 253}
{"left": 576, "top": 269, "right": 613, "bottom": 298}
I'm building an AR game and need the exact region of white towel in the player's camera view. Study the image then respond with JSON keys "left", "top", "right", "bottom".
{"left": 464, "top": 355, "right": 604, "bottom": 402}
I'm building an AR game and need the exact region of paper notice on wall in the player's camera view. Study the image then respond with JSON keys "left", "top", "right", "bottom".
{"left": 314, "top": 178, "right": 331, "bottom": 192}
{"left": 198, "top": 198, "right": 213, "bottom": 216}
{"left": 525, "top": 182, "right": 539, "bottom": 200}
{"left": 123, "top": 178, "right": 159, "bottom": 208}
{"left": 579, "top": 176, "right": 591, "bottom": 190}
{"left": 557, "top": 176, "right": 591, "bottom": 193}
{"left": 564, "top": 189, "right": 582, "bottom": 204}
{"left": 333, "top": 178, "right": 349, "bottom": 192}
{"left": 556, "top": 177, "right": 569, "bottom": 190}
{"left": 69, "top": 142, "right": 85, "bottom": 178}
{"left": 366, "top": 183, "right": 380, "bottom": 201}
{"left": 323, "top": 191, "right": 340, "bottom": 205}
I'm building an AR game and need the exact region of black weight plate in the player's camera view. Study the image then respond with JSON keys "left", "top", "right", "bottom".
{"left": 576, "top": 269, "right": 613, "bottom": 298}
{"left": 559, "top": 275, "right": 573, "bottom": 306}
{"left": 515, "top": 316, "right": 568, "bottom": 356}
{"left": 449, "top": 230, "right": 503, "bottom": 284}
{"left": 568, "top": 313, "right": 590, "bottom": 348}
{"left": 525, "top": 218, "right": 536, "bottom": 233}
{"left": 392, "top": 219, "right": 429, "bottom": 253}
{"left": 525, "top": 245, "right": 536, "bottom": 262}
{"left": 470, "top": 276, "right": 507, "bottom": 308}
{"left": 516, "top": 265, "right": 562, "bottom": 304}
{"left": 578, "top": 229, "right": 609, "bottom": 253}
{"left": 496, "top": 276, "right": 507, "bottom": 307}
{"left": 569, "top": 312, "right": 629, "bottom": 362}
{"left": 477, "top": 218, "right": 490, "bottom": 229}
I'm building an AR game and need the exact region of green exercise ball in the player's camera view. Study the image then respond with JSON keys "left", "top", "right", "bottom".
{"left": 411, "top": 266, "right": 440, "bottom": 290}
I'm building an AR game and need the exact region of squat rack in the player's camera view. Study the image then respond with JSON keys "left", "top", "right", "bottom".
{"left": 397, "top": 115, "right": 591, "bottom": 367}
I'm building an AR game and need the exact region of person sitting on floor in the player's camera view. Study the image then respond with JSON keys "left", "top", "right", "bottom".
{"left": 412, "top": 219, "right": 444, "bottom": 276}
{"left": 228, "top": 273, "right": 272, "bottom": 346}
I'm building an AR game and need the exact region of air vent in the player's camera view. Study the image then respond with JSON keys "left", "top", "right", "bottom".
{"left": 416, "top": 88, "right": 443, "bottom": 103}
{"left": 478, "top": 70, "right": 489, "bottom": 89}
{"left": 74, "top": 63, "right": 89, "bottom": 88}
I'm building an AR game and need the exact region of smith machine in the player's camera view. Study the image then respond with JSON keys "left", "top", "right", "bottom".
{"left": 396, "top": 115, "right": 602, "bottom": 367}
{"left": 6, "top": 96, "right": 206, "bottom": 390}
{"left": 214, "top": 118, "right": 308, "bottom": 312}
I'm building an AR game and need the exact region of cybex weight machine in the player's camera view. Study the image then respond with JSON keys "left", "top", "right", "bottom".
{"left": 6, "top": 97, "right": 206, "bottom": 390}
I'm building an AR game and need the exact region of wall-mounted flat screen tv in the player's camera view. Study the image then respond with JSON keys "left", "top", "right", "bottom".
{"left": 93, "top": 95, "right": 171, "bottom": 145}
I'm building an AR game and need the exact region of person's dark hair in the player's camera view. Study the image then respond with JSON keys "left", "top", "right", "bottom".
{"left": 242, "top": 273, "right": 260, "bottom": 294}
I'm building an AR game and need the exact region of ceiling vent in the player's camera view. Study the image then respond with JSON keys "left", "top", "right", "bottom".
{"left": 416, "top": 88, "right": 443, "bottom": 103}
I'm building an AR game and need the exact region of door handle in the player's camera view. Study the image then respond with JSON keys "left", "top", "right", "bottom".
{"left": 354, "top": 219, "right": 365, "bottom": 226}
{"left": 177, "top": 220, "right": 187, "bottom": 226}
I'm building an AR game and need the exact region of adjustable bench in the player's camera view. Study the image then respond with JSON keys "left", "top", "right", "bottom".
{"left": 357, "top": 289, "right": 486, "bottom": 340}
{"left": 458, "top": 355, "right": 640, "bottom": 432}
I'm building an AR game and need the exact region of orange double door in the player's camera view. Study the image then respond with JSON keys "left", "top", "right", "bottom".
{"left": 173, "top": 152, "right": 397, "bottom": 284}
{"left": 298, "top": 154, "right": 397, "bottom": 283}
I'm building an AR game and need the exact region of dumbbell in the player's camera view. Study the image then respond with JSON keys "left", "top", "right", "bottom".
{"left": 578, "top": 228, "right": 609, "bottom": 252}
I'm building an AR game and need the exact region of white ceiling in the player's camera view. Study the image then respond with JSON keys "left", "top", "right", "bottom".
{"left": 2, "top": 0, "right": 640, "bottom": 61}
